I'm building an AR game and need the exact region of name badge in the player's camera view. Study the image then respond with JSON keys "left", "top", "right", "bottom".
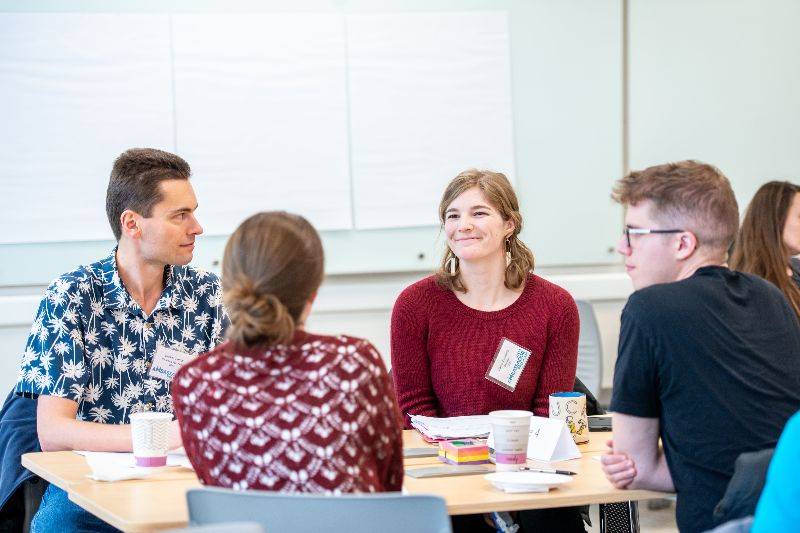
{"left": 485, "top": 338, "right": 532, "bottom": 392}
{"left": 149, "top": 345, "right": 194, "bottom": 382}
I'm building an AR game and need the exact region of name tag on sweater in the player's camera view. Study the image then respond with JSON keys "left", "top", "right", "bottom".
{"left": 149, "top": 345, "right": 193, "bottom": 382}
{"left": 485, "top": 338, "right": 532, "bottom": 392}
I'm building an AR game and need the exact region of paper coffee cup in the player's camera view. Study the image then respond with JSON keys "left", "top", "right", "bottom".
{"left": 130, "top": 412, "right": 172, "bottom": 467}
{"left": 489, "top": 410, "right": 533, "bottom": 471}
{"left": 549, "top": 392, "right": 589, "bottom": 444}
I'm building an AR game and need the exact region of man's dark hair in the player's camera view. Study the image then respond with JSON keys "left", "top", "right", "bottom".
{"left": 106, "top": 148, "right": 191, "bottom": 240}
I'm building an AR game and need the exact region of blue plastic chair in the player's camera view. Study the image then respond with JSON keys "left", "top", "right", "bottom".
{"left": 166, "top": 522, "right": 265, "bottom": 533}
{"left": 186, "top": 488, "right": 452, "bottom": 533}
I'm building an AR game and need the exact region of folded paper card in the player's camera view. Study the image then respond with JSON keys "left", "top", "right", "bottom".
{"left": 488, "top": 416, "right": 580, "bottom": 462}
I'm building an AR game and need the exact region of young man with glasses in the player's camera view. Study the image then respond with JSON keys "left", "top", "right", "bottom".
{"left": 600, "top": 161, "right": 800, "bottom": 533}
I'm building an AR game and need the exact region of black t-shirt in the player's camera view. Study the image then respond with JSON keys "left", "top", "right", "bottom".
{"left": 791, "top": 257, "right": 800, "bottom": 289}
{"left": 611, "top": 266, "right": 800, "bottom": 533}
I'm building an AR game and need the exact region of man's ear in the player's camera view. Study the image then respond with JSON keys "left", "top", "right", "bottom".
{"left": 675, "top": 231, "right": 698, "bottom": 260}
{"left": 119, "top": 209, "right": 142, "bottom": 240}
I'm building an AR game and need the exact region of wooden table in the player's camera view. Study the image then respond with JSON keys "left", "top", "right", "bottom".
{"left": 401, "top": 428, "right": 614, "bottom": 455}
{"left": 21, "top": 452, "right": 199, "bottom": 533}
{"left": 22, "top": 429, "right": 668, "bottom": 532}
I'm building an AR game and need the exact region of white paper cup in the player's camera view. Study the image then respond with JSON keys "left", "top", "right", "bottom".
{"left": 130, "top": 412, "right": 172, "bottom": 467}
{"left": 549, "top": 392, "right": 589, "bottom": 444}
{"left": 489, "top": 410, "right": 533, "bottom": 471}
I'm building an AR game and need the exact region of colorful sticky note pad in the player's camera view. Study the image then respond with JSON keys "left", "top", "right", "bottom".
{"left": 438, "top": 439, "right": 490, "bottom": 465}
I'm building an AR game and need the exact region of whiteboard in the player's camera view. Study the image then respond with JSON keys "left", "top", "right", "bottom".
{"left": 629, "top": 0, "right": 800, "bottom": 206}
{"left": 0, "top": 13, "right": 175, "bottom": 244}
{"left": 347, "top": 12, "right": 515, "bottom": 229}
{"left": 172, "top": 14, "right": 352, "bottom": 233}
{"left": 0, "top": 1, "right": 625, "bottom": 285}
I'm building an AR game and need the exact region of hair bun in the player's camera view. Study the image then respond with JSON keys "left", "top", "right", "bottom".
{"left": 224, "top": 278, "right": 295, "bottom": 346}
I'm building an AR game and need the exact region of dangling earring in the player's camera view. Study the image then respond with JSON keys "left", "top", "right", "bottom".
{"left": 447, "top": 253, "right": 458, "bottom": 276}
{"left": 505, "top": 238, "right": 512, "bottom": 268}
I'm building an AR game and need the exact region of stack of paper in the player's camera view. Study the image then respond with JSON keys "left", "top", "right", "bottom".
{"left": 409, "top": 415, "right": 492, "bottom": 442}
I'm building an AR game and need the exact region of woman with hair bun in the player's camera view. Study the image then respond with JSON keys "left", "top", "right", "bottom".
{"left": 172, "top": 211, "right": 403, "bottom": 493}
{"left": 391, "top": 169, "right": 582, "bottom": 532}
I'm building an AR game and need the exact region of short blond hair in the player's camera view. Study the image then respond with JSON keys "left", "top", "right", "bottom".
{"left": 436, "top": 169, "right": 535, "bottom": 292}
{"left": 612, "top": 160, "right": 739, "bottom": 252}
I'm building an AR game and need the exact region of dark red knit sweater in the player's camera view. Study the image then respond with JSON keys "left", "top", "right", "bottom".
{"left": 391, "top": 273, "right": 579, "bottom": 428}
{"left": 172, "top": 332, "right": 404, "bottom": 493}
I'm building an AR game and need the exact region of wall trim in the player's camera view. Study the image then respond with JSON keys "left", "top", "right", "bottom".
{"left": 0, "top": 272, "right": 632, "bottom": 328}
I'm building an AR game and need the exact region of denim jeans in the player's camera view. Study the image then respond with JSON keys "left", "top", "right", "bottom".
{"left": 31, "top": 484, "right": 121, "bottom": 533}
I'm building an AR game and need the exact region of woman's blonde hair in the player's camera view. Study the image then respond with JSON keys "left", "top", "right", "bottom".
{"left": 436, "top": 169, "right": 535, "bottom": 292}
{"left": 222, "top": 211, "right": 324, "bottom": 348}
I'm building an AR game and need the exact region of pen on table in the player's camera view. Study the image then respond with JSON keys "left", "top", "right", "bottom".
{"left": 518, "top": 467, "right": 577, "bottom": 476}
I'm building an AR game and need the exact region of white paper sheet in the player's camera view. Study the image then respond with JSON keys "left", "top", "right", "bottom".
{"left": 172, "top": 14, "right": 352, "bottom": 233}
{"left": 0, "top": 14, "right": 175, "bottom": 244}
{"left": 409, "top": 414, "right": 492, "bottom": 440}
{"left": 347, "top": 12, "right": 515, "bottom": 229}
{"left": 75, "top": 450, "right": 193, "bottom": 482}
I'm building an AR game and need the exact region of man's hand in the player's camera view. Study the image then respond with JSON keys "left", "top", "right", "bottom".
{"left": 600, "top": 439, "right": 637, "bottom": 489}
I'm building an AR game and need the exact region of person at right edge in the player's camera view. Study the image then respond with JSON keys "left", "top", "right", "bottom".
{"left": 600, "top": 161, "right": 800, "bottom": 533}
{"left": 730, "top": 180, "right": 800, "bottom": 315}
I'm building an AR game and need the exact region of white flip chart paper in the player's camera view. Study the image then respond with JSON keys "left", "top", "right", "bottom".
{"left": 172, "top": 14, "right": 352, "bottom": 233}
{"left": 0, "top": 14, "right": 174, "bottom": 243}
{"left": 347, "top": 12, "right": 515, "bottom": 229}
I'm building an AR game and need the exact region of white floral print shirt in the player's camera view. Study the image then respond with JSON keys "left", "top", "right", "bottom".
{"left": 14, "top": 249, "right": 228, "bottom": 424}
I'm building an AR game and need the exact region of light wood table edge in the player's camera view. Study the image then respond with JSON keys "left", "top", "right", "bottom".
{"left": 21, "top": 451, "right": 83, "bottom": 489}
{"left": 68, "top": 491, "right": 184, "bottom": 533}
{"left": 441, "top": 489, "right": 671, "bottom": 515}
{"left": 67, "top": 479, "right": 199, "bottom": 533}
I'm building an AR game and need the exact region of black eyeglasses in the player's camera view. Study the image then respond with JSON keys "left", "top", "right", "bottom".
{"left": 623, "top": 227, "right": 685, "bottom": 248}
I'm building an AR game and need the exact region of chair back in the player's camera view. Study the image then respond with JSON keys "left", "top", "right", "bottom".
{"left": 576, "top": 300, "right": 603, "bottom": 398}
{"left": 187, "top": 488, "right": 452, "bottom": 533}
{"left": 166, "top": 522, "right": 265, "bottom": 533}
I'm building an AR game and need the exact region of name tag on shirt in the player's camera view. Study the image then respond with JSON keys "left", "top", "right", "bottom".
{"left": 485, "top": 338, "right": 532, "bottom": 392}
{"left": 149, "top": 345, "right": 193, "bottom": 382}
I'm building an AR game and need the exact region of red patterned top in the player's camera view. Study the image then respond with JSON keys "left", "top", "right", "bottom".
{"left": 172, "top": 331, "right": 403, "bottom": 493}
{"left": 391, "top": 273, "right": 579, "bottom": 427}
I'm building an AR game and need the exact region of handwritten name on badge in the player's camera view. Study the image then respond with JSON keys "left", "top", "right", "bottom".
{"left": 485, "top": 338, "right": 532, "bottom": 392}
{"left": 149, "top": 345, "right": 194, "bottom": 382}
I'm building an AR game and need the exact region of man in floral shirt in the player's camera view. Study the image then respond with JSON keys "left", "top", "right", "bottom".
{"left": 13, "top": 148, "right": 227, "bottom": 532}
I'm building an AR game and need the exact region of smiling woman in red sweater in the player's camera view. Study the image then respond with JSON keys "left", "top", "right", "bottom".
{"left": 391, "top": 169, "right": 582, "bottom": 532}
{"left": 172, "top": 212, "right": 403, "bottom": 494}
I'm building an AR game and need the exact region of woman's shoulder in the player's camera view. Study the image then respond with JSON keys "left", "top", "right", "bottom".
{"left": 523, "top": 273, "right": 578, "bottom": 314}
{"left": 395, "top": 275, "right": 447, "bottom": 309}
{"left": 299, "top": 331, "right": 373, "bottom": 349}
{"left": 172, "top": 342, "right": 233, "bottom": 392}
{"left": 526, "top": 273, "right": 573, "bottom": 299}
{"left": 300, "top": 332, "right": 389, "bottom": 376}
{"left": 293, "top": 331, "right": 377, "bottom": 355}
{"left": 398, "top": 274, "right": 440, "bottom": 297}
